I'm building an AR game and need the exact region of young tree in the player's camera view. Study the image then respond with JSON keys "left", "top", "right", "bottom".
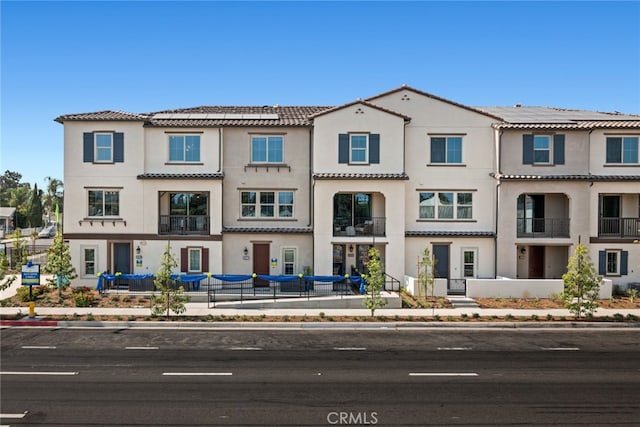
{"left": 27, "top": 183, "right": 44, "bottom": 228}
{"left": 151, "top": 243, "right": 190, "bottom": 318}
{"left": 362, "top": 247, "right": 387, "bottom": 316}
{"left": 0, "top": 251, "right": 16, "bottom": 291}
{"left": 417, "top": 247, "right": 435, "bottom": 299}
{"left": 562, "top": 243, "right": 601, "bottom": 318}
{"left": 43, "top": 228, "right": 77, "bottom": 290}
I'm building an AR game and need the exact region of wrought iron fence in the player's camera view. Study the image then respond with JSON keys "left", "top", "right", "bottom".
{"left": 2, "top": 245, "right": 50, "bottom": 270}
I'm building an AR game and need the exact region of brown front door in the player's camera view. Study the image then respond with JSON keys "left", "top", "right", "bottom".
{"left": 528, "top": 246, "right": 545, "bottom": 279}
{"left": 252, "top": 243, "right": 270, "bottom": 287}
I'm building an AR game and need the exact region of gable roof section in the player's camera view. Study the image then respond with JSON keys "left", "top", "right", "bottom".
{"left": 55, "top": 110, "right": 148, "bottom": 123}
{"left": 365, "top": 85, "right": 504, "bottom": 121}
{"left": 308, "top": 99, "right": 411, "bottom": 122}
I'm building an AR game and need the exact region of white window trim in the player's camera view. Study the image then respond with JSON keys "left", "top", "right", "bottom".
{"left": 533, "top": 135, "right": 552, "bottom": 165}
{"left": 188, "top": 247, "right": 202, "bottom": 273}
{"left": 418, "top": 191, "right": 474, "bottom": 220}
{"left": 94, "top": 132, "right": 113, "bottom": 163}
{"left": 240, "top": 190, "right": 294, "bottom": 219}
{"left": 282, "top": 247, "right": 297, "bottom": 275}
{"left": 605, "top": 249, "right": 621, "bottom": 276}
{"left": 349, "top": 133, "right": 369, "bottom": 164}
{"left": 461, "top": 247, "right": 478, "bottom": 278}
{"left": 81, "top": 245, "right": 98, "bottom": 278}
{"left": 251, "top": 135, "right": 284, "bottom": 164}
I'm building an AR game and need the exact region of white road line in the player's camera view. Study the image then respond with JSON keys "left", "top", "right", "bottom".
{"left": 125, "top": 346, "right": 159, "bottom": 350}
{"left": 0, "top": 371, "right": 78, "bottom": 376}
{"left": 21, "top": 346, "right": 56, "bottom": 349}
{"left": 0, "top": 412, "right": 27, "bottom": 418}
{"left": 333, "top": 347, "right": 366, "bottom": 351}
{"left": 542, "top": 347, "right": 580, "bottom": 351}
{"left": 229, "top": 347, "right": 262, "bottom": 351}
{"left": 162, "top": 372, "right": 233, "bottom": 376}
{"left": 409, "top": 373, "right": 479, "bottom": 377}
{"left": 437, "top": 347, "right": 471, "bottom": 351}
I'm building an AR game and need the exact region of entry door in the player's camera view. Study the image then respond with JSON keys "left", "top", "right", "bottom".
{"left": 113, "top": 243, "right": 131, "bottom": 274}
{"left": 528, "top": 246, "right": 545, "bottom": 279}
{"left": 433, "top": 245, "right": 450, "bottom": 279}
{"left": 252, "top": 243, "right": 270, "bottom": 287}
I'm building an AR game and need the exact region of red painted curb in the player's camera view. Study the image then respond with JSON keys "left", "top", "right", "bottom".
{"left": 0, "top": 320, "right": 59, "bottom": 327}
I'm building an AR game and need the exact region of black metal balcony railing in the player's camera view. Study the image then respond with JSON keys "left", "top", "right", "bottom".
{"left": 599, "top": 217, "right": 640, "bottom": 238}
{"left": 333, "top": 217, "right": 386, "bottom": 237}
{"left": 159, "top": 215, "right": 209, "bottom": 235}
{"left": 516, "top": 218, "right": 570, "bottom": 238}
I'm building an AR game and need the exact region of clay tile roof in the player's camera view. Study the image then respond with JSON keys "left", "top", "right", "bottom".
{"left": 55, "top": 110, "right": 148, "bottom": 123}
{"left": 222, "top": 226, "right": 313, "bottom": 234}
{"left": 137, "top": 173, "right": 224, "bottom": 180}
{"left": 495, "top": 174, "right": 640, "bottom": 182}
{"left": 405, "top": 230, "right": 495, "bottom": 237}
{"left": 147, "top": 106, "right": 331, "bottom": 127}
{"left": 313, "top": 173, "right": 409, "bottom": 180}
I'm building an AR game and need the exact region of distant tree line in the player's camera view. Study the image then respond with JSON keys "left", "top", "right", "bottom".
{"left": 0, "top": 170, "right": 63, "bottom": 229}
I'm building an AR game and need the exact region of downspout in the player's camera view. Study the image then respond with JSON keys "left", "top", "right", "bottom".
{"left": 494, "top": 127, "right": 503, "bottom": 279}
{"left": 308, "top": 125, "right": 314, "bottom": 273}
{"left": 218, "top": 127, "right": 223, "bottom": 271}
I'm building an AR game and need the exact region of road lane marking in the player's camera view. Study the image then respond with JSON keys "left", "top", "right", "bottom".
{"left": 542, "top": 347, "right": 580, "bottom": 351}
{"left": 437, "top": 347, "right": 471, "bottom": 351}
{"left": 1, "top": 371, "right": 78, "bottom": 376}
{"left": 162, "top": 372, "right": 232, "bottom": 376}
{"left": 229, "top": 347, "right": 262, "bottom": 350}
{"left": 0, "top": 412, "right": 27, "bottom": 418}
{"left": 334, "top": 347, "right": 366, "bottom": 351}
{"left": 409, "top": 373, "right": 478, "bottom": 377}
{"left": 125, "top": 346, "right": 159, "bottom": 350}
{"left": 21, "top": 346, "right": 56, "bottom": 349}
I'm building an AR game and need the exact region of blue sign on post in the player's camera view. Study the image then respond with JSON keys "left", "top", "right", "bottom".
{"left": 21, "top": 262, "right": 40, "bottom": 286}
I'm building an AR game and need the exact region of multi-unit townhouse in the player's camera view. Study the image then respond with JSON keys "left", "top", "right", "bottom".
{"left": 56, "top": 86, "right": 640, "bottom": 295}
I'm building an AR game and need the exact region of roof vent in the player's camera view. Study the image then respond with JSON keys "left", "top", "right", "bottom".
{"left": 514, "top": 104, "right": 522, "bottom": 108}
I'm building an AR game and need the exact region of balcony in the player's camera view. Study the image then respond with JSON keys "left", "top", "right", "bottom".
{"left": 598, "top": 217, "right": 640, "bottom": 238}
{"left": 333, "top": 216, "right": 386, "bottom": 237}
{"left": 159, "top": 215, "right": 209, "bottom": 235}
{"left": 517, "top": 218, "right": 570, "bottom": 238}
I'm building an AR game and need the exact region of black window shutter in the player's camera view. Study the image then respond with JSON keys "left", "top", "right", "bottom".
{"left": 606, "top": 137, "right": 622, "bottom": 163}
{"left": 113, "top": 132, "right": 124, "bottom": 163}
{"left": 621, "top": 251, "right": 628, "bottom": 275}
{"left": 83, "top": 132, "right": 94, "bottom": 162}
{"left": 369, "top": 134, "right": 380, "bottom": 164}
{"left": 338, "top": 134, "right": 349, "bottom": 163}
{"left": 431, "top": 137, "right": 445, "bottom": 163}
{"left": 522, "top": 134, "right": 534, "bottom": 164}
{"left": 202, "top": 248, "right": 209, "bottom": 273}
{"left": 598, "top": 250, "right": 606, "bottom": 275}
{"left": 553, "top": 134, "right": 565, "bottom": 165}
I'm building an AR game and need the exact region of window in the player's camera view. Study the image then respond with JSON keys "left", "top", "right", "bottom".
{"left": 522, "top": 134, "right": 565, "bottom": 165}
{"left": 333, "top": 193, "right": 372, "bottom": 228}
{"left": 606, "top": 136, "right": 639, "bottom": 164}
{"left": 188, "top": 247, "right": 202, "bottom": 273}
{"left": 430, "top": 136, "right": 462, "bottom": 164}
{"left": 606, "top": 250, "right": 620, "bottom": 275}
{"left": 251, "top": 135, "right": 283, "bottom": 163}
{"left": 462, "top": 248, "right": 477, "bottom": 278}
{"left": 82, "top": 247, "right": 97, "bottom": 276}
{"left": 350, "top": 134, "right": 368, "bottom": 163}
{"left": 419, "top": 192, "right": 473, "bottom": 220}
{"left": 169, "top": 135, "right": 200, "bottom": 162}
{"left": 241, "top": 191, "right": 294, "bottom": 218}
{"left": 599, "top": 249, "right": 628, "bottom": 276}
{"left": 533, "top": 135, "right": 551, "bottom": 163}
{"left": 95, "top": 133, "right": 113, "bottom": 162}
{"left": 88, "top": 190, "right": 120, "bottom": 217}
{"left": 283, "top": 248, "right": 296, "bottom": 275}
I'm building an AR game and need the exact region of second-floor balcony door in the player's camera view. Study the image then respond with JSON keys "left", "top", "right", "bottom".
{"left": 600, "top": 195, "right": 621, "bottom": 235}
{"left": 160, "top": 192, "right": 209, "bottom": 235}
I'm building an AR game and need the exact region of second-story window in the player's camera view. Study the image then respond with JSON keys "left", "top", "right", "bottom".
{"left": 533, "top": 135, "right": 551, "bottom": 163}
{"left": 169, "top": 135, "right": 200, "bottom": 162}
{"left": 241, "top": 190, "right": 294, "bottom": 218}
{"left": 606, "top": 136, "right": 639, "bottom": 164}
{"left": 419, "top": 191, "right": 473, "bottom": 220}
{"left": 95, "top": 133, "right": 113, "bottom": 162}
{"left": 251, "top": 135, "right": 283, "bottom": 163}
{"left": 88, "top": 189, "right": 120, "bottom": 217}
{"left": 522, "top": 134, "right": 565, "bottom": 165}
{"left": 430, "top": 136, "right": 462, "bottom": 164}
{"left": 350, "top": 134, "right": 369, "bottom": 163}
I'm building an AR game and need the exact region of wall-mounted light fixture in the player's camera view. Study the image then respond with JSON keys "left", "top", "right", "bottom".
{"left": 349, "top": 244, "right": 354, "bottom": 253}
{"left": 136, "top": 246, "right": 141, "bottom": 255}
{"left": 243, "top": 247, "right": 249, "bottom": 256}
{"left": 520, "top": 247, "right": 526, "bottom": 254}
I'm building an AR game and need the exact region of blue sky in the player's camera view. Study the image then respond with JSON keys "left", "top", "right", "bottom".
{"left": 1, "top": 1, "right": 639, "bottom": 188}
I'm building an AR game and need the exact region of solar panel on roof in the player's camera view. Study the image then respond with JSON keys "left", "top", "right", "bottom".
{"left": 151, "top": 113, "right": 279, "bottom": 120}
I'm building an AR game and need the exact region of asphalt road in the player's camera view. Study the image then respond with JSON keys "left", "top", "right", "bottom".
{"left": 1, "top": 328, "right": 639, "bottom": 426}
